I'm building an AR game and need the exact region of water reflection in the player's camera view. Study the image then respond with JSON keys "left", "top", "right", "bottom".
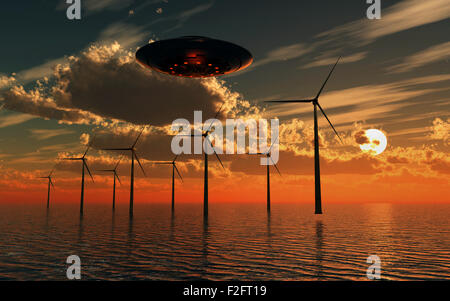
{"left": 169, "top": 211, "right": 175, "bottom": 241}
{"left": 363, "top": 203, "right": 394, "bottom": 253}
{"left": 315, "top": 219, "right": 324, "bottom": 279}
{"left": 265, "top": 212, "right": 274, "bottom": 265}
{"left": 45, "top": 208, "right": 50, "bottom": 230}
{"left": 77, "top": 214, "right": 85, "bottom": 255}
{"left": 111, "top": 211, "right": 116, "bottom": 234}
{"left": 200, "top": 217, "right": 210, "bottom": 279}
{"left": 127, "top": 217, "right": 135, "bottom": 257}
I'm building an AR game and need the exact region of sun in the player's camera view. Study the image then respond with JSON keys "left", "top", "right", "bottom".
{"left": 359, "top": 129, "right": 387, "bottom": 155}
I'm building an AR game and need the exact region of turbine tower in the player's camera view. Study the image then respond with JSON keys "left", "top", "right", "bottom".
{"left": 181, "top": 103, "right": 225, "bottom": 217}
{"left": 97, "top": 157, "right": 122, "bottom": 211}
{"left": 152, "top": 155, "right": 183, "bottom": 212}
{"left": 39, "top": 168, "right": 55, "bottom": 209}
{"left": 103, "top": 127, "right": 146, "bottom": 217}
{"left": 248, "top": 137, "right": 281, "bottom": 212}
{"left": 62, "top": 144, "right": 94, "bottom": 215}
{"left": 266, "top": 58, "right": 343, "bottom": 214}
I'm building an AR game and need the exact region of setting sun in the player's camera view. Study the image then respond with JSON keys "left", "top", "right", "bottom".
{"left": 359, "top": 129, "right": 387, "bottom": 155}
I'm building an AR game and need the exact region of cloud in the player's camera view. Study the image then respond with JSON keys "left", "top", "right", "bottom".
{"left": 301, "top": 52, "right": 367, "bottom": 69}
{"left": 231, "top": 43, "right": 314, "bottom": 76}
{"left": 1, "top": 42, "right": 254, "bottom": 127}
{"left": 354, "top": 130, "right": 369, "bottom": 144}
{"left": 16, "top": 58, "right": 66, "bottom": 84}
{"left": 29, "top": 128, "right": 75, "bottom": 140}
{"left": 14, "top": 21, "right": 150, "bottom": 86}
{"left": 96, "top": 22, "right": 150, "bottom": 49}
{"left": 37, "top": 142, "right": 82, "bottom": 153}
{"left": 0, "top": 84, "right": 106, "bottom": 126}
{"left": 0, "top": 112, "right": 35, "bottom": 128}
{"left": 265, "top": 74, "right": 450, "bottom": 126}
{"left": 243, "top": 0, "right": 448, "bottom": 75}
{"left": 364, "top": 0, "right": 450, "bottom": 41}
{"left": 0, "top": 75, "right": 16, "bottom": 89}
{"left": 429, "top": 117, "right": 449, "bottom": 144}
{"left": 317, "top": 0, "right": 450, "bottom": 45}
{"left": 387, "top": 41, "right": 450, "bottom": 73}
{"left": 253, "top": 43, "right": 313, "bottom": 68}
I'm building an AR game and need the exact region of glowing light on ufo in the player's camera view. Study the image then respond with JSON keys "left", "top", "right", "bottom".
{"left": 359, "top": 129, "right": 387, "bottom": 155}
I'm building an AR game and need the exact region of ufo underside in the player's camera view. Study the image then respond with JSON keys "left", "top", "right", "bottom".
{"left": 136, "top": 36, "right": 253, "bottom": 78}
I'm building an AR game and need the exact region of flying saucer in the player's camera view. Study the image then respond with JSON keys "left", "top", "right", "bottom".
{"left": 136, "top": 36, "right": 253, "bottom": 78}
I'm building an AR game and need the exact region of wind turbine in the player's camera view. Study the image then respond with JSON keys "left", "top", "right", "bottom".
{"left": 152, "top": 155, "right": 183, "bottom": 212}
{"left": 62, "top": 143, "right": 94, "bottom": 215}
{"left": 39, "top": 168, "right": 55, "bottom": 209}
{"left": 266, "top": 58, "right": 343, "bottom": 214}
{"left": 97, "top": 157, "right": 122, "bottom": 211}
{"left": 247, "top": 136, "right": 281, "bottom": 212}
{"left": 103, "top": 127, "right": 146, "bottom": 217}
{"left": 181, "top": 103, "right": 225, "bottom": 217}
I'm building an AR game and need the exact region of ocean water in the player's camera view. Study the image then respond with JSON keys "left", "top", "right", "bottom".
{"left": 0, "top": 202, "right": 448, "bottom": 280}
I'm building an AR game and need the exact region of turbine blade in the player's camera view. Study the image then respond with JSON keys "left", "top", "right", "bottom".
{"left": 62, "top": 158, "right": 82, "bottom": 161}
{"left": 153, "top": 162, "right": 172, "bottom": 165}
{"left": 115, "top": 172, "right": 122, "bottom": 185}
{"left": 205, "top": 136, "right": 224, "bottom": 170}
{"left": 272, "top": 163, "right": 281, "bottom": 176}
{"left": 97, "top": 169, "right": 114, "bottom": 172}
{"left": 316, "top": 56, "right": 340, "bottom": 99}
{"left": 172, "top": 154, "right": 180, "bottom": 163}
{"left": 267, "top": 134, "right": 280, "bottom": 154}
{"left": 84, "top": 161, "right": 94, "bottom": 182}
{"left": 134, "top": 153, "right": 146, "bottom": 177}
{"left": 114, "top": 156, "right": 123, "bottom": 170}
{"left": 214, "top": 151, "right": 225, "bottom": 170}
{"left": 269, "top": 157, "right": 282, "bottom": 176}
{"left": 174, "top": 164, "right": 183, "bottom": 183}
{"left": 132, "top": 126, "right": 146, "bottom": 148}
{"left": 213, "top": 101, "right": 225, "bottom": 120}
{"left": 49, "top": 167, "right": 55, "bottom": 177}
{"left": 83, "top": 146, "right": 90, "bottom": 158}
{"left": 317, "top": 103, "right": 343, "bottom": 144}
{"left": 49, "top": 178, "right": 55, "bottom": 189}
{"left": 265, "top": 99, "right": 312, "bottom": 103}
{"left": 206, "top": 101, "right": 225, "bottom": 132}
{"left": 83, "top": 134, "right": 96, "bottom": 158}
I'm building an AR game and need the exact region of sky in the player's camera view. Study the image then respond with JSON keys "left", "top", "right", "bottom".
{"left": 0, "top": 0, "right": 449, "bottom": 206}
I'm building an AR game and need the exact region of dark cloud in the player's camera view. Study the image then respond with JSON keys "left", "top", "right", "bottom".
{"left": 1, "top": 43, "right": 245, "bottom": 126}
{"left": 387, "top": 156, "right": 409, "bottom": 164}
{"left": 354, "top": 130, "right": 369, "bottom": 144}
